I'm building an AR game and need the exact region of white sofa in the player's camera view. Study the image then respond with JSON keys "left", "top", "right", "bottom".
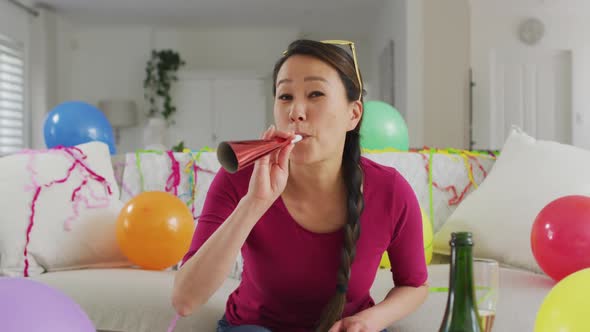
{"left": 24, "top": 149, "right": 554, "bottom": 331}
{"left": 31, "top": 263, "right": 553, "bottom": 332}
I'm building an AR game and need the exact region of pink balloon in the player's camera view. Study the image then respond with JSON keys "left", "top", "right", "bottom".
{"left": 531, "top": 195, "right": 590, "bottom": 281}
{"left": 0, "top": 277, "right": 95, "bottom": 332}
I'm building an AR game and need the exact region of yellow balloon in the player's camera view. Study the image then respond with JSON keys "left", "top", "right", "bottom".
{"left": 535, "top": 268, "right": 590, "bottom": 332}
{"left": 423, "top": 209, "right": 433, "bottom": 264}
{"left": 380, "top": 208, "right": 434, "bottom": 269}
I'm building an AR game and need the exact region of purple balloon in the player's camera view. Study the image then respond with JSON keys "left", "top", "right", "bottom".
{"left": 0, "top": 277, "right": 95, "bottom": 332}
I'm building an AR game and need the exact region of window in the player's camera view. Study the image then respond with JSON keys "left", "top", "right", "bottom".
{"left": 0, "top": 33, "right": 25, "bottom": 156}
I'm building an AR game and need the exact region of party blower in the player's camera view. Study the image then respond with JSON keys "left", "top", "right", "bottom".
{"left": 217, "top": 135, "right": 302, "bottom": 173}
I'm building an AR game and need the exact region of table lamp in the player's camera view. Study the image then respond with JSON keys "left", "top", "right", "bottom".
{"left": 98, "top": 99, "right": 138, "bottom": 144}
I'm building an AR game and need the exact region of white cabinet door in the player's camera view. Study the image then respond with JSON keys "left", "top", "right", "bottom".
{"left": 488, "top": 49, "right": 572, "bottom": 148}
{"left": 473, "top": 49, "right": 572, "bottom": 150}
{"left": 171, "top": 79, "right": 214, "bottom": 149}
{"left": 212, "top": 79, "right": 267, "bottom": 144}
{"left": 172, "top": 76, "right": 268, "bottom": 150}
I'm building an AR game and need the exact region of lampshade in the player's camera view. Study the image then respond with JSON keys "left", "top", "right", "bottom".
{"left": 98, "top": 100, "right": 138, "bottom": 128}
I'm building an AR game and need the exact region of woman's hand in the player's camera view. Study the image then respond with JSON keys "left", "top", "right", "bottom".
{"left": 328, "top": 315, "right": 374, "bottom": 332}
{"left": 245, "top": 125, "right": 295, "bottom": 207}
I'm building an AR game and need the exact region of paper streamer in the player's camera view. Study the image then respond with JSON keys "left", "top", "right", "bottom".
{"left": 24, "top": 186, "right": 41, "bottom": 277}
{"left": 166, "top": 314, "right": 180, "bottom": 332}
{"left": 165, "top": 151, "right": 181, "bottom": 196}
{"left": 180, "top": 154, "right": 198, "bottom": 214}
{"left": 61, "top": 147, "right": 112, "bottom": 230}
{"left": 420, "top": 151, "right": 490, "bottom": 208}
{"left": 362, "top": 146, "right": 499, "bottom": 159}
{"left": 179, "top": 148, "right": 217, "bottom": 219}
{"left": 461, "top": 154, "right": 478, "bottom": 190}
{"left": 64, "top": 173, "right": 111, "bottom": 231}
{"left": 135, "top": 150, "right": 164, "bottom": 192}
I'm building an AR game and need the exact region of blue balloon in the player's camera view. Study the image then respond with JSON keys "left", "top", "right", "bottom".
{"left": 44, "top": 101, "right": 116, "bottom": 154}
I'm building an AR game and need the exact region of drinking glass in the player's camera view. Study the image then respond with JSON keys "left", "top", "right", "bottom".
{"left": 474, "top": 258, "right": 499, "bottom": 332}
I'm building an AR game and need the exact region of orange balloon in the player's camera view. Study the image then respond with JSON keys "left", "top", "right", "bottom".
{"left": 116, "top": 191, "right": 195, "bottom": 270}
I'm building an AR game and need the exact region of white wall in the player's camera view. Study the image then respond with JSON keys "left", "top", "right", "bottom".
{"left": 423, "top": 0, "right": 470, "bottom": 149}
{"left": 405, "top": 0, "right": 425, "bottom": 149}
{"left": 471, "top": 0, "right": 590, "bottom": 149}
{"left": 30, "top": 7, "right": 63, "bottom": 149}
{"left": 0, "top": 2, "right": 30, "bottom": 41}
{"left": 371, "top": 0, "right": 470, "bottom": 149}
{"left": 153, "top": 27, "right": 301, "bottom": 74}
{"left": 370, "top": 0, "right": 425, "bottom": 148}
{"left": 59, "top": 24, "right": 152, "bottom": 153}
{"left": 370, "top": 0, "right": 407, "bottom": 110}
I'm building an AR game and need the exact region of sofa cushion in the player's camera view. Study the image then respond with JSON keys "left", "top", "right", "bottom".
{"left": 434, "top": 127, "right": 590, "bottom": 273}
{"left": 0, "top": 142, "right": 129, "bottom": 276}
{"left": 31, "top": 268, "right": 237, "bottom": 332}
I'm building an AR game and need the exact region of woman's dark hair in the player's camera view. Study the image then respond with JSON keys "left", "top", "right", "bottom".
{"left": 272, "top": 39, "right": 365, "bottom": 331}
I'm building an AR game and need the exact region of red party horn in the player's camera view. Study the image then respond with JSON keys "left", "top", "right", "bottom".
{"left": 217, "top": 135, "right": 302, "bottom": 173}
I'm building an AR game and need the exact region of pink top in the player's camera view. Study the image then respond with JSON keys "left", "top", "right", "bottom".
{"left": 182, "top": 157, "right": 428, "bottom": 331}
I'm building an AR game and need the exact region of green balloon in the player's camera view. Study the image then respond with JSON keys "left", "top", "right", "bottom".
{"left": 360, "top": 100, "right": 409, "bottom": 151}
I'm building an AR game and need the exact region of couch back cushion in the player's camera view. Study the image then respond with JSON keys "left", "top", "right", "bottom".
{"left": 0, "top": 142, "right": 130, "bottom": 276}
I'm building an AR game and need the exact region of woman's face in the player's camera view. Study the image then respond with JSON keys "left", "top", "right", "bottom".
{"left": 274, "top": 54, "right": 362, "bottom": 165}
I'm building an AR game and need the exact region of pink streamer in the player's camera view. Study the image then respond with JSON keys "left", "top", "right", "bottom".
{"left": 20, "top": 145, "right": 113, "bottom": 276}
{"left": 190, "top": 161, "right": 198, "bottom": 219}
{"left": 420, "top": 153, "right": 489, "bottom": 206}
{"left": 87, "top": 174, "right": 111, "bottom": 202}
{"left": 60, "top": 148, "right": 112, "bottom": 230}
{"left": 23, "top": 186, "right": 41, "bottom": 277}
{"left": 63, "top": 147, "right": 112, "bottom": 195}
{"left": 71, "top": 179, "right": 88, "bottom": 201}
{"left": 63, "top": 175, "right": 110, "bottom": 230}
{"left": 190, "top": 164, "right": 216, "bottom": 220}
{"left": 165, "top": 151, "right": 181, "bottom": 196}
{"left": 64, "top": 194, "right": 110, "bottom": 231}
{"left": 166, "top": 314, "right": 180, "bottom": 332}
{"left": 25, "top": 154, "right": 41, "bottom": 189}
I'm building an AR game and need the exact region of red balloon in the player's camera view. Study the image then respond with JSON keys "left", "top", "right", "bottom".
{"left": 531, "top": 195, "right": 590, "bottom": 281}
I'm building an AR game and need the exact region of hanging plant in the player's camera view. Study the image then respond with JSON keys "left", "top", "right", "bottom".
{"left": 143, "top": 49, "right": 186, "bottom": 124}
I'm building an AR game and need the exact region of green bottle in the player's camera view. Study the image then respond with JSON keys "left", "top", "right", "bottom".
{"left": 438, "top": 232, "right": 482, "bottom": 332}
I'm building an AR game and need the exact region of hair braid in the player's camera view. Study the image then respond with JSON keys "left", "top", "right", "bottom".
{"left": 315, "top": 130, "right": 364, "bottom": 332}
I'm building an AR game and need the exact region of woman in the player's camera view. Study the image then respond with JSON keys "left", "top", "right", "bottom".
{"left": 172, "top": 39, "right": 428, "bottom": 332}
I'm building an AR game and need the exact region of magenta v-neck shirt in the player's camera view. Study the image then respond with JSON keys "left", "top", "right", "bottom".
{"left": 182, "top": 157, "right": 427, "bottom": 331}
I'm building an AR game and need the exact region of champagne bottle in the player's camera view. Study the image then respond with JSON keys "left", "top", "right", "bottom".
{"left": 438, "top": 232, "right": 482, "bottom": 332}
